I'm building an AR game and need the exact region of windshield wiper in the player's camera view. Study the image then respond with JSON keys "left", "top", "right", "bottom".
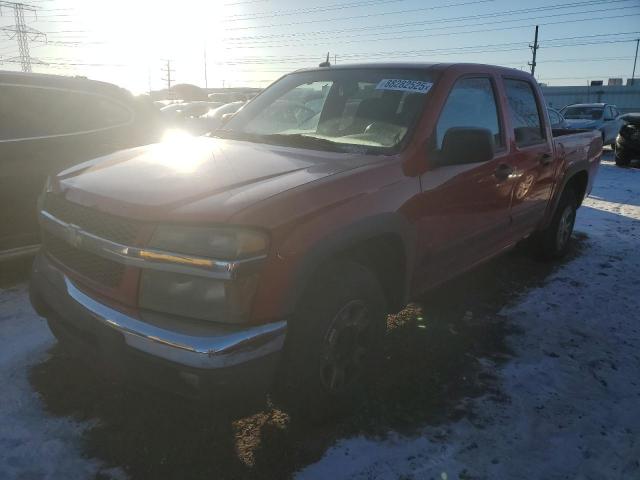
{"left": 256, "top": 133, "right": 347, "bottom": 152}
{"left": 213, "top": 131, "right": 348, "bottom": 152}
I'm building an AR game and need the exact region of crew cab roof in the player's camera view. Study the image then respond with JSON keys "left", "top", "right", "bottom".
{"left": 291, "top": 62, "right": 533, "bottom": 78}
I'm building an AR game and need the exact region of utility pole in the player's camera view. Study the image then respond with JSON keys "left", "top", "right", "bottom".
{"left": 0, "top": 1, "right": 46, "bottom": 72}
{"left": 528, "top": 25, "right": 539, "bottom": 77}
{"left": 631, "top": 38, "right": 639, "bottom": 86}
{"left": 204, "top": 45, "right": 208, "bottom": 89}
{"left": 161, "top": 59, "right": 174, "bottom": 90}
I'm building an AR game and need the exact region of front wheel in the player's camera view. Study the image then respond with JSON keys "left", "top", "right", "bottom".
{"left": 532, "top": 188, "right": 578, "bottom": 260}
{"left": 277, "top": 260, "right": 387, "bottom": 421}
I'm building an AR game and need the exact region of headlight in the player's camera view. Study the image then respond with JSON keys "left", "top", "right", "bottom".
{"left": 149, "top": 225, "right": 269, "bottom": 260}
{"left": 140, "top": 225, "right": 268, "bottom": 323}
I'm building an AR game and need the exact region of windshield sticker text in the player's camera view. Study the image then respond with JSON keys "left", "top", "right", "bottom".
{"left": 375, "top": 79, "right": 433, "bottom": 94}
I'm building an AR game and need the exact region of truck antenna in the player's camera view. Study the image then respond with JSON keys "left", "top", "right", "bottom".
{"left": 319, "top": 52, "right": 331, "bottom": 68}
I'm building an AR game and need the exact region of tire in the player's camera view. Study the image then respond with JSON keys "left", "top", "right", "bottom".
{"left": 532, "top": 187, "right": 578, "bottom": 260}
{"left": 615, "top": 152, "right": 631, "bottom": 167}
{"left": 276, "top": 259, "right": 387, "bottom": 421}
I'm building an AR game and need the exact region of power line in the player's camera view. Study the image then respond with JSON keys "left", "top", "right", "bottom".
{"left": 221, "top": 9, "right": 640, "bottom": 49}
{"left": 228, "top": 0, "right": 496, "bottom": 31}
{"left": 224, "top": 0, "right": 407, "bottom": 21}
{"left": 222, "top": 0, "right": 636, "bottom": 41}
{"left": 206, "top": 31, "right": 640, "bottom": 66}
{"left": 224, "top": 0, "right": 619, "bottom": 32}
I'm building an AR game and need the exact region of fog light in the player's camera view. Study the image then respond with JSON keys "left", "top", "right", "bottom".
{"left": 139, "top": 270, "right": 260, "bottom": 323}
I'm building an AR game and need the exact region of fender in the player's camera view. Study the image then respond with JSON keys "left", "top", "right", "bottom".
{"left": 280, "top": 212, "right": 417, "bottom": 316}
{"left": 545, "top": 160, "right": 590, "bottom": 224}
{"left": 541, "top": 135, "right": 600, "bottom": 229}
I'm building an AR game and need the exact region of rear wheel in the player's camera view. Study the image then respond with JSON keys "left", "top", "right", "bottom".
{"left": 277, "top": 260, "right": 387, "bottom": 421}
{"left": 532, "top": 187, "right": 578, "bottom": 260}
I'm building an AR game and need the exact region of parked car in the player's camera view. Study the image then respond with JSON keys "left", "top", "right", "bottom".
{"left": 199, "top": 102, "right": 247, "bottom": 133}
{"left": 614, "top": 113, "right": 640, "bottom": 166}
{"left": 30, "top": 63, "right": 602, "bottom": 416}
{"left": 159, "top": 101, "right": 223, "bottom": 119}
{"left": 0, "top": 71, "right": 166, "bottom": 260}
{"left": 560, "top": 103, "right": 622, "bottom": 147}
{"left": 208, "top": 92, "right": 247, "bottom": 103}
{"left": 159, "top": 101, "right": 245, "bottom": 135}
{"left": 548, "top": 107, "right": 568, "bottom": 129}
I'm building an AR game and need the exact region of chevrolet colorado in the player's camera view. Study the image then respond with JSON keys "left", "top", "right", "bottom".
{"left": 29, "top": 63, "right": 602, "bottom": 415}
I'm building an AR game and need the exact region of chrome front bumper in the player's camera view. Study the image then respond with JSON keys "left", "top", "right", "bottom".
{"left": 30, "top": 252, "right": 287, "bottom": 370}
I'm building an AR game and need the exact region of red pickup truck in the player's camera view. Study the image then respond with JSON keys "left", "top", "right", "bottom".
{"left": 30, "top": 63, "right": 601, "bottom": 415}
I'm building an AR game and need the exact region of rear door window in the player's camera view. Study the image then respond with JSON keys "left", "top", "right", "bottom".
{"left": 0, "top": 84, "right": 133, "bottom": 141}
{"left": 504, "top": 79, "right": 546, "bottom": 147}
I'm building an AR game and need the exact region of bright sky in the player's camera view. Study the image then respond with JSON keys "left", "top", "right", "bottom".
{"left": 1, "top": 0, "right": 639, "bottom": 94}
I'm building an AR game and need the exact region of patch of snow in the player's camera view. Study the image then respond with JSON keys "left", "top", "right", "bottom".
{"left": 298, "top": 160, "right": 640, "bottom": 479}
{"left": 0, "top": 284, "right": 123, "bottom": 479}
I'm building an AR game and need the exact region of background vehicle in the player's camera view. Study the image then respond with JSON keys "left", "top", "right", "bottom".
{"left": 0, "top": 71, "right": 166, "bottom": 260}
{"left": 548, "top": 107, "right": 568, "bottom": 129}
{"left": 185, "top": 101, "right": 246, "bottom": 134}
{"left": 560, "top": 102, "right": 622, "bottom": 147}
{"left": 614, "top": 113, "right": 640, "bottom": 166}
{"left": 208, "top": 92, "right": 247, "bottom": 103}
{"left": 30, "top": 63, "right": 601, "bottom": 417}
{"left": 159, "top": 101, "right": 223, "bottom": 118}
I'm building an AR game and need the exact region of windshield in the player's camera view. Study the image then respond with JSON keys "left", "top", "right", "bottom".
{"left": 561, "top": 106, "right": 603, "bottom": 120}
{"left": 216, "top": 68, "right": 434, "bottom": 154}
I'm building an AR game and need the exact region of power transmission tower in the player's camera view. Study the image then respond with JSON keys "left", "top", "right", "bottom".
{"left": 161, "top": 59, "right": 174, "bottom": 90}
{"left": 528, "top": 25, "right": 539, "bottom": 77}
{"left": 0, "top": 1, "right": 46, "bottom": 72}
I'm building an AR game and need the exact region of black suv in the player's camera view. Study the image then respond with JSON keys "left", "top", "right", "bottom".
{"left": 0, "top": 71, "right": 166, "bottom": 259}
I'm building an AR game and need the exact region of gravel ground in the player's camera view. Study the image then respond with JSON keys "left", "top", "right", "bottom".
{"left": 0, "top": 153, "right": 638, "bottom": 480}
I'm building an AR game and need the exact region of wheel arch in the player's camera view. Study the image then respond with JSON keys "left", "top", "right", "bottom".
{"left": 283, "top": 213, "right": 416, "bottom": 316}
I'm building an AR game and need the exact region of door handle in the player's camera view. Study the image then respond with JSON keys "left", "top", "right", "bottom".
{"left": 494, "top": 163, "right": 513, "bottom": 181}
{"left": 539, "top": 153, "right": 553, "bottom": 166}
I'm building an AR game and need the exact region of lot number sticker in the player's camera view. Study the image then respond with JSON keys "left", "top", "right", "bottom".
{"left": 375, "top": 79, "right": 433, "bottom": 94}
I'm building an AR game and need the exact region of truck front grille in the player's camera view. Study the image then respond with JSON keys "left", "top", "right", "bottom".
{"left": 43, "top": 194, "right": 140, "bottom": 245}
{"left": 43, "top": 231, "right": 125, "bottom": 288}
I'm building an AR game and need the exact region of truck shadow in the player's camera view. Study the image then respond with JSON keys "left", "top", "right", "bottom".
{"left": 29, "top": 238, "right": 587, "bottom": 480}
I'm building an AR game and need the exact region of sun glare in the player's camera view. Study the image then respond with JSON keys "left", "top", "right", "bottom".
{"left": 148, "top": 129, "right": 211, "bottom": 174}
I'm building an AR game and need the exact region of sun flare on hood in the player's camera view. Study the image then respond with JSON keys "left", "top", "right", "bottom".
{"left": 146, "top": 129, "right": 214, "bottom": 174}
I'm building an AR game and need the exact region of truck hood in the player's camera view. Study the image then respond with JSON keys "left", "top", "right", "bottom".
{"left": 564, "top": 119, "right": 601, "bottom": 129}
{"left": 54, "top": 135, "right": 379, "bottom": 223}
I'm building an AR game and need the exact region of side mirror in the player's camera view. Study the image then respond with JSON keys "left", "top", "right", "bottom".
{"left": 437, "top": 127, "right": 495, "bottom": 166}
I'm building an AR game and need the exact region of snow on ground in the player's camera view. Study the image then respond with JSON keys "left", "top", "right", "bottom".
{"left": 0, "top": 285, "right": 123, "bottom": 479}
{"left": 298, "top": 160, "right": 640, "bottom": 480}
